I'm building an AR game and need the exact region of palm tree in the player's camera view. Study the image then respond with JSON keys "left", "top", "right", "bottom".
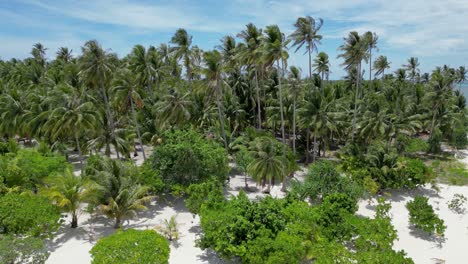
{"left": 262, "top": 25, "right": 289, "bottom": 159}
{"left": 202, "top": 50, "right": 228, "bottom": 150}
{"left": 312, "top": 52, "right": 330, "bottom": 94}
{"left": 41, "top": 85, "right": 98, "bottom": 171}
{"left": 171, "top": 29, "right": 193, "bottom": 88}
{"left": 404, "top": 57, "right": 420, "bottom": 83}
{"left": 79, "top": 40, "right": 119, "bottom": 158}
{"left": 247, "top": 136, "right": 285, "bottom": 191}
{"left": 373, "top": 55, "right": 390, "bottom": 78}
{"left": 289, "top": 16, "right": 324, "bottom": 93}
{"left": 155, "top": 88, "right": 192, "bottom": 128}
{"left": 41, "top": 170, "right": 94, "bottom": 228}
{"left": 113, "top": 70, "right": 146, "bottom": 160}
{"left": 456, "top": 66, "right": 467, "bottom": 91}
{"left": 56, "top": 47, "right": 73, "bottom": 63}
{"left": 237, "top": 23, "right": 263, "bottom": 129}
{"left": 88, "top": 158, "right": 152, "bottom": 228}
{"left": 338, "top": 31, "right": 368, "bottom": 141}
{"left": 31, "top": 43, "right": 47, "bottom": 67}
{"left": 288, "top": 66, "right": 302, "bottom": 154}
{"left": 364, "top": 32, "right": 378, "bottom": 83}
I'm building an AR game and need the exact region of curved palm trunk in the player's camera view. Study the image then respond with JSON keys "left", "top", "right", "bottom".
{"left": 255, "top": 67, "right": 262, "bottom": 129}
{"left": 216, "top": 79, "right": 228, "bottom": 151}
{"left": 129, "top": 96, "right": 146, "bottom": 161}
{"left": 277, "top": 60, "right": 287, "bottom": 191}
{"left": 100, "top": 84, "right": 119, "bottom": 159}
{"left": 292, "top": 99, "right": 296, "bottom": 154}
{"left": 369, "top": 48, "right": 373, "bottom": 90}
{"left": 351, "top": 62, "right": 361, "bottom": 141}
{"left": 74, "top": 128, "right": 83, "bottom": 174}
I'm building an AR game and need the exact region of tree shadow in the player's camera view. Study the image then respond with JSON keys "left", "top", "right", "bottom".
{"left": 408, "top": 225, "right": 446, "bottom": 249}
{"left": 197, "top": 248, "right": 239, "bottom": 264}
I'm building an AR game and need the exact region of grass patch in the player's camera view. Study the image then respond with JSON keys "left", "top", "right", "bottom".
{"left": 431, "top": 159, "right": 468, "bottom": 185}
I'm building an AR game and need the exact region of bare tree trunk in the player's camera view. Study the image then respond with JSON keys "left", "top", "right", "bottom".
{"left": 130, "top": 96, "right": 146, "bottom": 161}
{"left": 277, "top": 60, "right": 287, "bottom": 191}
{"left": 216, "top": 79, "right": 228, "bottom": 151}
{"left": 71, "top": 212, "right": 78, "bottom": 228}
{"left": 114, "top": 216, "right": 121, "bottom": 229}
{"left": 369, "top": 48, "right": 372, "bottom": 90}
{"left": 255, "top": 68, "right": 262, "bottom": 129}
{"left": 306, "top": 128, "right": 310, "bottom": 164}
{"left": 351, "top": 62, "right": 361, "bottom": 141}
{"left": 312, "top": 131, "right": 318, "bottom": 162}
{"left": 100, "top": 84, "right": 119, "bottom": 159}
{"left": 74, "top": 129, "right": 84, "bottom": 174}
{"left": 292, "top": 99, "right": 296, "bottom": 155}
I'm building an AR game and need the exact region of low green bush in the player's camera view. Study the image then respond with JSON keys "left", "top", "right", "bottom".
{"left": 406, "top": 196, "right": 446, "bottom": 236}
{"left": 90, "top": 229, "right": 170, "bottom": 264}
{"left": 145, "top": 129, "right": 229, "bottom": 188}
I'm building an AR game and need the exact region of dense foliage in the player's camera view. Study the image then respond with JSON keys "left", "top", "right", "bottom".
{"left": 90, "top": 229, "right": 170, "bottom": 264}
{"left": 0, "top": 235, "right": 49, "bottom": 264}
{"left": 145, "top": 129, "right": 229, "bottom": 187}
{"left": 199, "top": 192, "right": 413, "bottom": 263}
{"left": 0, "top": 149, "right": 69, "bottom": 191}
{"left": 0, "top": 192, "right": 61, "bottom": 237}
{"left": 406, "top": 196, "right": 446, "bottom": 235}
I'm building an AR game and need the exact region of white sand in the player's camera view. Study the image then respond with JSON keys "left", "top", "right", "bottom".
{"left": 47, "top": 150, "right": 468, "bottom": 264}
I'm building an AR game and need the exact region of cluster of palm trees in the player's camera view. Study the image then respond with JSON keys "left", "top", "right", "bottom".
{"left": 0, "top": 16, "right": 466, "bottom": 169}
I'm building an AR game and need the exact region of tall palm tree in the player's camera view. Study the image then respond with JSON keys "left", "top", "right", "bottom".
{"left": 338, "top": 31, "right": 368, "bottom": 141}
{"left": 171, "top": 29, "right": 193, "bottom": 88}
{"left": 127, "top": 45, "right": 164, "bottom": 98}
{"left": 79, "top": 40, "right": 119, "bottom": 158}
{"left": 56, "top": 47, "right": 73, "bottom": 63}
{"left": 262, "top": 25, "right": 289, "bottom": 157}
{"left": 373, "top": 55, "right": 390, "bottom": 78}
{"left": 202, "top": 50, "right": 228, "bottom": 150}
{"left": 288, "top": 66, "right": 302, "bottom": 154}
{"left": 289, "top": 16, "right": 324, "bottom": 93}
{"left": 364, "top": 32, "right": 378, "bottom": 83}
{"left": 404, "top": 57, "right": 420, "bottom": 83}
{"left": 247, "top": 136, "right": 285, "bottom": 191}
{"left": 456, "top": 66, "right": 467, "bottom": 91}
{"left": 237, "top": 23, "right": 263, "bottom": 129}
{"left": 312, "top": 52, "right": 330, "bottom": 94}
{"left": 41, "top": 170, "right": 94, "bottom": 228}
{"left": 41, "top": 85, "right": 98, "bottom": 170}
{"left": 154, "top": 88, "right": 192, "bottom": 128}
{"left": 31, "top": 43, "right": 47, "bottom": 67}
{"left": 113, "top": 70, "right": 146, "bottom": 160}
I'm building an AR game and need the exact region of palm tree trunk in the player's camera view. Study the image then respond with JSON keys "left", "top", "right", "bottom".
{"left": 369, "top": 48, "right": 372, "bottom": 90}
{"left": 130, "top": 96, "right": 146, "bottom": 161}
{"left": 308, "top": 46, "right": 312, "bottom": 97}
{"left": 321, "top": 72, "right": 324, "bottom": 97}
{"left": 74, "top": 128, "right": 83, "bottom": 174}
{"left": 312, "top": 131, "right": 318, "bottom": 162}
{"left": 351, "top": 62, "right": 361, "bottom": 141}
{"left": 277, "top": 60, "right": 287, "bottom": 191}
{"left": 306, "top": 128, "right": 310, "bottom": 164}
{"left": 216, "top": 79, "right": 228, "bottom": 151}
{"left": 100, "top": 84, "right": 119, "bottom": 159}
{"left": 147, "top": 76, "right": 154, "bottom": 98}
{"left": 114, "top": 216, "right": 121, "bottom": 229}
{"left": 430, "top": 107, "right": 437, "bottom": 137}
{"left": 292, "top": 98, "right": 296, "bottom": 155}
{"left": 255, "top": 67, "right": 262, "bottom": 129}
{"left": 71, "top": 212, "right": 78, "bottom": 228}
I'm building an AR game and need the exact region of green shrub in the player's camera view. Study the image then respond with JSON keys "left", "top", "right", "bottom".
{"left": 145, "top": 129, "right": 229, "bottom": 187}
{"left": 447, "top": 194, "right": 467, "bottom": 214}
{"left": 0, "top": 193, "right": 61, "bottom": 238}
{"left": 428, "top": 130, "right": 442, "bottom": 154}
{"left": 0, "top": 235, "right": 49, "bottom": 264}
{"left": 290, "top": 160, "right": 363, "bottom": 202}
{"left": 406, "top": 196, "right": 446, "bottom": 236}
{"left": 450, "top": 126, "right": 468, "bottom": 149}
{"left": 0, "top": 149, "right": 69, "bottom": 190}
{"left": 394, "top": 158, "right": 434, "bottom": 188}
{"left": 90, "top": 229, "right": 170, "bottom": 264}
{"left": 405, "top": 138, "right": 429, "bottom": 154}
{"left": 185, "top": 180, "right": 224, "bottom": 214}
{"left": 138, "top": 164, "right": 164, "bottom": 194}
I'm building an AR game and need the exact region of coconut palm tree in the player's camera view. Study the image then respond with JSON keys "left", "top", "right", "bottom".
{"left": 40, "top": 85, "right": 98, "bottom": 170}
{"left": 364, "top": 32, "right": 378, "bottom": 83}
{"left": 237, "top": 23, "right": 263, "bottom": 129}
{"left": 171, "top": 29, "right": 193, "bottom": 88}
{"left": 373, "top": 55, "right": 390, "bottom": 78}
{"left": 312, "top": 52, "right": 330, "bottom": 94}
{"left": 113, "top": 69, "right": 146, "bottom": 160}
{"left": 289, "top": 16, "right": 324, "bottom": 94}
{"left": 202, "top": 50, "right": 228, "bottom": 150}
{"left": 404, "top": 57, "right": 420, "bottom": 83}
{"left": 88, "top": 158, "right": 152, "bottom": 228}
{"left": 247, "top": 136, "right": 285, "bottom": 191}
{"left": 338, "top": 31, "right": 368, "bottom": 141}
{"left": 456, "top": 66, "right": 467, "bottom": 91}
{"left": 56, "top": 47, "right": 73, "bottom": 63}
{"left": 288, "top": 66, "right": 302, "bottom": 154}
{"left": 155, "top": 88, "right": 192, "bottom": 128}
{"left": 79, "top": 40, "right": 119, "bottom": 158}
{"left": 262, "top": 25, "right": 289, "bottom": 159}
{"left": 41, "top": 170, "right": 94, "bottom": 228}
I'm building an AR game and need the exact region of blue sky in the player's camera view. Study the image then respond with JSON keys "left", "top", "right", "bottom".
{"left": 1, "top": 0, "right": 467, "bottom": 79}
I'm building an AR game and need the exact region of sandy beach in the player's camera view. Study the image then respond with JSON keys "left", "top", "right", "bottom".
{"left": 46, "top": 149, "right": 468, "bottom": 264}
